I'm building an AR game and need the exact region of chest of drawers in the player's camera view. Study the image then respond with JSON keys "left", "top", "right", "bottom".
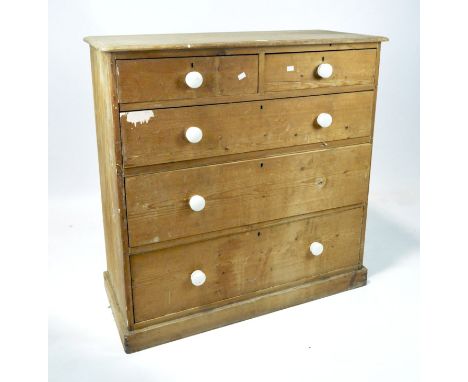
{"left": 85, "top": 30, "right": 387, "bottom": 353}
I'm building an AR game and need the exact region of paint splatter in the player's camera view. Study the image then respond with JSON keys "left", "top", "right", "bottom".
{"left": 120, "top": 110, "right": 155, "bottom": 126}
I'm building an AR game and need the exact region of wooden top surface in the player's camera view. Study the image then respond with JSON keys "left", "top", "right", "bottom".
{"left": 84, "top": 30, "right": 388, "bottom": 52}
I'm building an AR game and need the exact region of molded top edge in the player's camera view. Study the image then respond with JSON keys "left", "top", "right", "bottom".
{"left": 84, "top": 30, "right": 388, "bottom": 52}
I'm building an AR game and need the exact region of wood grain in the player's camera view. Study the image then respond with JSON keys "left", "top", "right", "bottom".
{"left": 359, "top": 43, "right": 382, "bottom": 265}
{"left": 131, "top": 207, "right": 363, "bottom": 322}
{"left": 90, "top": 48, "right": 134, "bottom": 326}
{"left": 112, "top": 43, "right": 379, "bottom": 60}
{"left": 121, "top": 91, "right": 374, "bottom": 168}
{"left": 265, "top": 49, "right": 376, "bottom": 92}
{"left": 125, "top": 144, "right": 372, "bottom": 247}
{"left": 123, "top": 137, "right": 371, "bottom": 177}
{"left": 117, "top": 55, "right": 258, "bottom": 103}
{"left": 86, "top": 31, "right": 387, "bottom": 352}
{"left": 84, "top": 30, "right": 387, "bottom": 52}
{"left": 107, "top": 266, "right": 367, "bottom": 352}
{"left": 119, "top": 84, "right": 375, "bottom": 112}
{"left": 128, "top": 204, "right": 363, "bottom": 255}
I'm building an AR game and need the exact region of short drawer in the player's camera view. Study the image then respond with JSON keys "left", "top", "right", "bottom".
{"left": 116, "top": 55, "right": 258, "bottom": 103}
{"left": 131, "top": 207, "right": 364, "bottom": 322}
{"left": 121, "top": 91, "right": 374, "bottom": 168}
{"left": 264, "top": 49, "right": 376, "bottom": 92}
{"left": 125, "top": 144, "right": 371, "bottom": 247}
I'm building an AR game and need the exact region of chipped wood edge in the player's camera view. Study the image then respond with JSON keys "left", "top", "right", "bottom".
{"left": 104, "top": 271, "right": 130, "bottom": 348}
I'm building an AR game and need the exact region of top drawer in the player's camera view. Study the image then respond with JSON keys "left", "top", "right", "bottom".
{"left": 264, "top": 49, "right": 376, "bottom": 92}
{"left": 116, "top": 55, "right": 258, "bottom": 103}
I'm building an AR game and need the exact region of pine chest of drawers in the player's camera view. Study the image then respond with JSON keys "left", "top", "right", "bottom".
{"left": 85, "top": 30, "right": 387, "bottom": 353}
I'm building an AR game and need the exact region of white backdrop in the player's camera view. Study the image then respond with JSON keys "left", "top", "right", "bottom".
{"left": 49, "top": 1, "right": 419, "bottom": 380}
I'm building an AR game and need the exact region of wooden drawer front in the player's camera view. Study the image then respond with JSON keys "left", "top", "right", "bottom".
{"left": 121, "top": 91, "right": 374, "bottom": 168}
{"left": 264, "top": 49, "right": 376, "bottom": 92}
{"left": 125, "top": 144, "right": 371, "bottom": 247}
{"left": 116, "top": 55, "right": 258, "bottom": 103}
{"left": 131, "top": 207, "right": 363, "bottom": 322}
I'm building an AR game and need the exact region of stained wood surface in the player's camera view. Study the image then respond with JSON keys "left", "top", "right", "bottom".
{"left": 265, "top": 49, "right": 376, "bottom": 92}
{"left": 119, "top": 84, "right": 375, "bottom": 112}
{"left": 84, "top": 30, "right": 387, "bottom": 52}
{"left": 123, "top": 137, "right": 371, "bottom": 178}
{"left": 131, "top": 207, "right": 363, "bottom": 322}
{"left": 107, "top": 266, "right": 367, "bottom": 352}
{"left": 87, "top": 33, "right": 385, "bottom": 352}
{"left": 125, "top": 144, "right": 371, "bottom": 247}
{"left": 113, "top": 43, "right": 380, "bottom": 60}
{"left": 117, "top": 55, "right": 258, "bottom": 103}
{"left": 128, "top": 204, "right": 363, "bottom": 255}
{"left": 90, "top": 48, "right": 133, "bottom": 326}
{"left": 121, "top": 91, "right": 374, "bottom": 168}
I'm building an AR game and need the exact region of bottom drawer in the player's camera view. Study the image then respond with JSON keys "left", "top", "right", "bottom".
{"left": 131, "top": 207, "right": 364, "bottom": 323}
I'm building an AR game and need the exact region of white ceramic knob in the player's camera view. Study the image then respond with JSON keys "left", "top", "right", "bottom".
{"left": 309, "top": 242, "right": 324, "bottom": 256}
{"left": 317, "top": 63, "right": 333, "bottom": 78}
{"left": 189, "top": 195, "right": 205, "bottom": 212}
{"left": 316, "top": 113, "right": 333, "bottom": 128}
{"left": 185, "top": 71, "right": 203, "bottom": 89}
{"left": 185, "top": 126, "right": 203, "bottom": 143}
{"left": 191, "top": 270, "right": 206, "bottom": 286}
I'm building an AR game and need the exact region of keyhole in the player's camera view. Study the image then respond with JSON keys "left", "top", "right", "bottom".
{"left": 260, "top": 162, "right": 264, "bottom": 168}
{"left": 260, "top": 105, "right": 263, "bottom": 110}
{"left": 322, "top": 56, "right": 325, "bottom": 62}
{"left": 191, "top": 62, "right": 194, "bottom": 68}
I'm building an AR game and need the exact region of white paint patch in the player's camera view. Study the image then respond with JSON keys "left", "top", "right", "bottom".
{"left": 121, "top": 110, "right": 155, "bottom": 126}
{"left": 255, "top": 39, "right": 268, "bottom": 42}
{"left": 238, "top": 72, "right": 247, "bottom": 80}
{"left": 287, "top": 65, "right": 295, "bottom": 72}
{"left": 187, "top": 44, "right": 191, "bottom": 48}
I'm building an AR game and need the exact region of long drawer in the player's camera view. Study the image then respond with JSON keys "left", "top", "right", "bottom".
{"left": 117, "top": 55, "right": 259, "bottom": 103}
{"left": 264, "top": 49, "right": 377, "bottom": 92}
{"left": 131, "top": 207, "right": 364, "bottom": 322}
{"left": 125, "top": 144, "right": 371, "bottom": 247}
{"left": 120, "top": 91, "right": 374, "bottom": 168}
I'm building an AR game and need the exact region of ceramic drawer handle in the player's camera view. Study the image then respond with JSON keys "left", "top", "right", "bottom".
{"left": 316, "top": 63, "right": 333, "bottom": 78}
{"left": 309, "top": 241, "right": 324, "bottom": 256}
{"left": 191, "top": 270, "right": 206, "bottom": 286}
{"left": 185, "top": 126, "right": 203, "bottom": 143}
{"left": 185, "top": 71, "right": 203, "bottom": 89}
{"left": 316, "top": 113, "right": 333, "bottom": 128}
{"left": 189, "top": 195, "right": 206, "bottom": 212}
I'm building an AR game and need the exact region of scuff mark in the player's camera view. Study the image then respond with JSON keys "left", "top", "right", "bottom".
{"left": 120, "top": 110, "right": 155, "bottom": 126}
